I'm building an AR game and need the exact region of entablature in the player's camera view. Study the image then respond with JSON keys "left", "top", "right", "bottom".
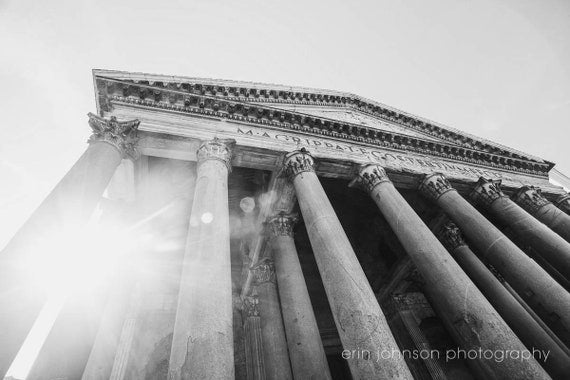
{"left": 103, "top": 103, "right": 562, "bottom": 200}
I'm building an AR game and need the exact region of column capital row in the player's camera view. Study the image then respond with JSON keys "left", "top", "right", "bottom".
{"left": 87, "top": 113, "right": 140, "bottom": 159}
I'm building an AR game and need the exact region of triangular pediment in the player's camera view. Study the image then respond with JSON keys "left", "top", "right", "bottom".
{"left": 92, "top": 69, "right": 554, "bottom": 178}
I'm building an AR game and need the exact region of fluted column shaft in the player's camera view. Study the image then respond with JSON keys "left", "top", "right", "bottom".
{"left": 435, "top": 219, "right": 570, "bottom": 379}
{"left": 167, "top": 139, "right": 235, "bottom": 380}
{"left": 269, "top": 213, "right": 330, "bottom": 380}
{"left": 81, "top": 279, "right": 139, "bottom": 380}
{"left": 251, "top": 254, "right": 293, "bottom": 380}
{"left": 419, "top": 173, "right": 570, "bottom": 347}
{"left": 283, "top": 150, "right": 412, "bottom": 380}
{"left": 352, "top": 165, "right": 548, "bottom": 380}
{"left": 0, "top": 113, "right": 139, "bottom": 379}
{"left": 513, "top": 186, "right": 570, "bottom": 243}
{"left": 243, "top": 296, "right": 266, "bottom": 380}
{"left": 471, "top": 179, "right": 570, "bottom": 280}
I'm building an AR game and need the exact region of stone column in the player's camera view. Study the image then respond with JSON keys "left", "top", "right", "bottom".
{"left": 513, "top": 185, "right": 570, "bottom": 243}
{"left": 167, "top": 138, "right": 235, "bottom": 380}
{"left": 435, "top": 218, "right": 570, "bottom": 379}
{"left": 555, "top": 193, "right": 570, "bottom": 215}
{"left": 352, "top": 165, "right": 549, "bottom": 379}
{"left": 283, "top": 150, "right": 412, "bottom": 380}
{"left": 419, "top": 173, "right": 570, "bottom": 347}
{"left": 0, "top": 113, "right": 139, "bottom": 379}
{"left": 251, "top": 256, "right": 293, "bottom": 380}
{"left": 470, "top": 179, "right": 570, "bottom": 280}
{"left": 81, "top": 279, "right": 139, "bottom": 380}
{"left": 268, "top": 212, "right": 331, "bottom": 380}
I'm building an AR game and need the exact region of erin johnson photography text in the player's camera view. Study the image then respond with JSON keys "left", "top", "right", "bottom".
{"left": 342, "top": 348, "right": 551, "bottom": 363}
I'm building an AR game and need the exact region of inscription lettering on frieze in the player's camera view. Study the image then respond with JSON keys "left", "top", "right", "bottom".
{"left": 237, "top": 127, "right": 509, "bottom": 180}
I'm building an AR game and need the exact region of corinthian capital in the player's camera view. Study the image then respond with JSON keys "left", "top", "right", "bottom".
{"left": 87, "top": 113, "right": 140, "bottom": 159}
{"left": 434, "top": 219, "right": 467, "bottom": 252}
{"left": 555, "top": 193, "right": 570, "bottom": 214}
{"left": 512, "top": 186, "right": 551, "bottom": 215}
{"left": 266, "top": 212, "right": 298, "bottom": 237}
{"left": 251, "top": 258, "right": 276, "bottom": 285}
{"left": 349, "top": 164, "right": 391, "bottom": 193}
{"left": 418, "top": 173, "right": 454, "bottom": 201}
{"left": 197, "top": 138, "right": 236, "bottom": 171}
{"left": 470, "top": 178, "right": 506, "bottom": 208}
{"left": 282, "top": 148, "right": 315, "bottom": 179}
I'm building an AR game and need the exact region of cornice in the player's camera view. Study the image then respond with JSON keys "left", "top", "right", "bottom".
{"left": 93, "top": 75, "right": 553, "bottom": 178}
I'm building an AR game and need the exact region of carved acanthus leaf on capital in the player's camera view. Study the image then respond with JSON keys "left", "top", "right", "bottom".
{"left": 555, "top": 193, "right": 570, "bottom": 214}
{"left": 87, "top": 113, "right": 140, "bottom": 160}
{"left": 349, "top": 164, "right": 391, "bottom": 193}
{"left": 266, "top": 212, "right": 298, "bottom": 237}
{"left": 512, "top": 186, "right": 551, "bottom": 215}
{"left": 469, "top": 177, "right": 507, "bottom": 209}
{"left": 251, "top": 258, "right": 276, "bottom": 285}
{"left": 243, "top": 295, "right": 260, "bottom": 318}
{"left": 196, "top": 138, "right": 236, "bottom": 171}
{"left": 418, "top": 173, "right": 454, "bottom": 201}
{"left": 435, "top": 219, "right": 467, "bottom": 252}
{"left": 281, "top": 148, "right": 315, "bottom": 180}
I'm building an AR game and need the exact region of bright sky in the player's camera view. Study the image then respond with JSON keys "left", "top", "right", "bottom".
{"left": 1, "top": 0, "right": 569, "bottom": 252}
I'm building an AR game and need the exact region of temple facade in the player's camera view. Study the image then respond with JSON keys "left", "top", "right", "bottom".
{"left": 2, "top": 69, "right": 570, "bottom": 380}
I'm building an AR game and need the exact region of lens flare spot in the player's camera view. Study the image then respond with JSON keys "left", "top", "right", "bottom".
{"left": 240, "top": 197, "right": 255, "bottom": 213}
{"left": 201, "top": 212, "right": 214, "bottom": 224}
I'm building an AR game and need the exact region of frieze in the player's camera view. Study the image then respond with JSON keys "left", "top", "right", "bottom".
{"left": 512, "top": 186, "right": 551, "bottom": 215}
{"left": 418, "top": 173, "right": 454, "bottom": 201}
{"left": 234, "top": 126, "right": 511, "bottom": 180}
{"left": 470, "top": 178, "right": 507, "bottom": 209}
{"left": 87, "top": 112, "right": 140, "bottom": 159}
{"left": 98, "top": 77, "right": 551, "bottom": 177}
